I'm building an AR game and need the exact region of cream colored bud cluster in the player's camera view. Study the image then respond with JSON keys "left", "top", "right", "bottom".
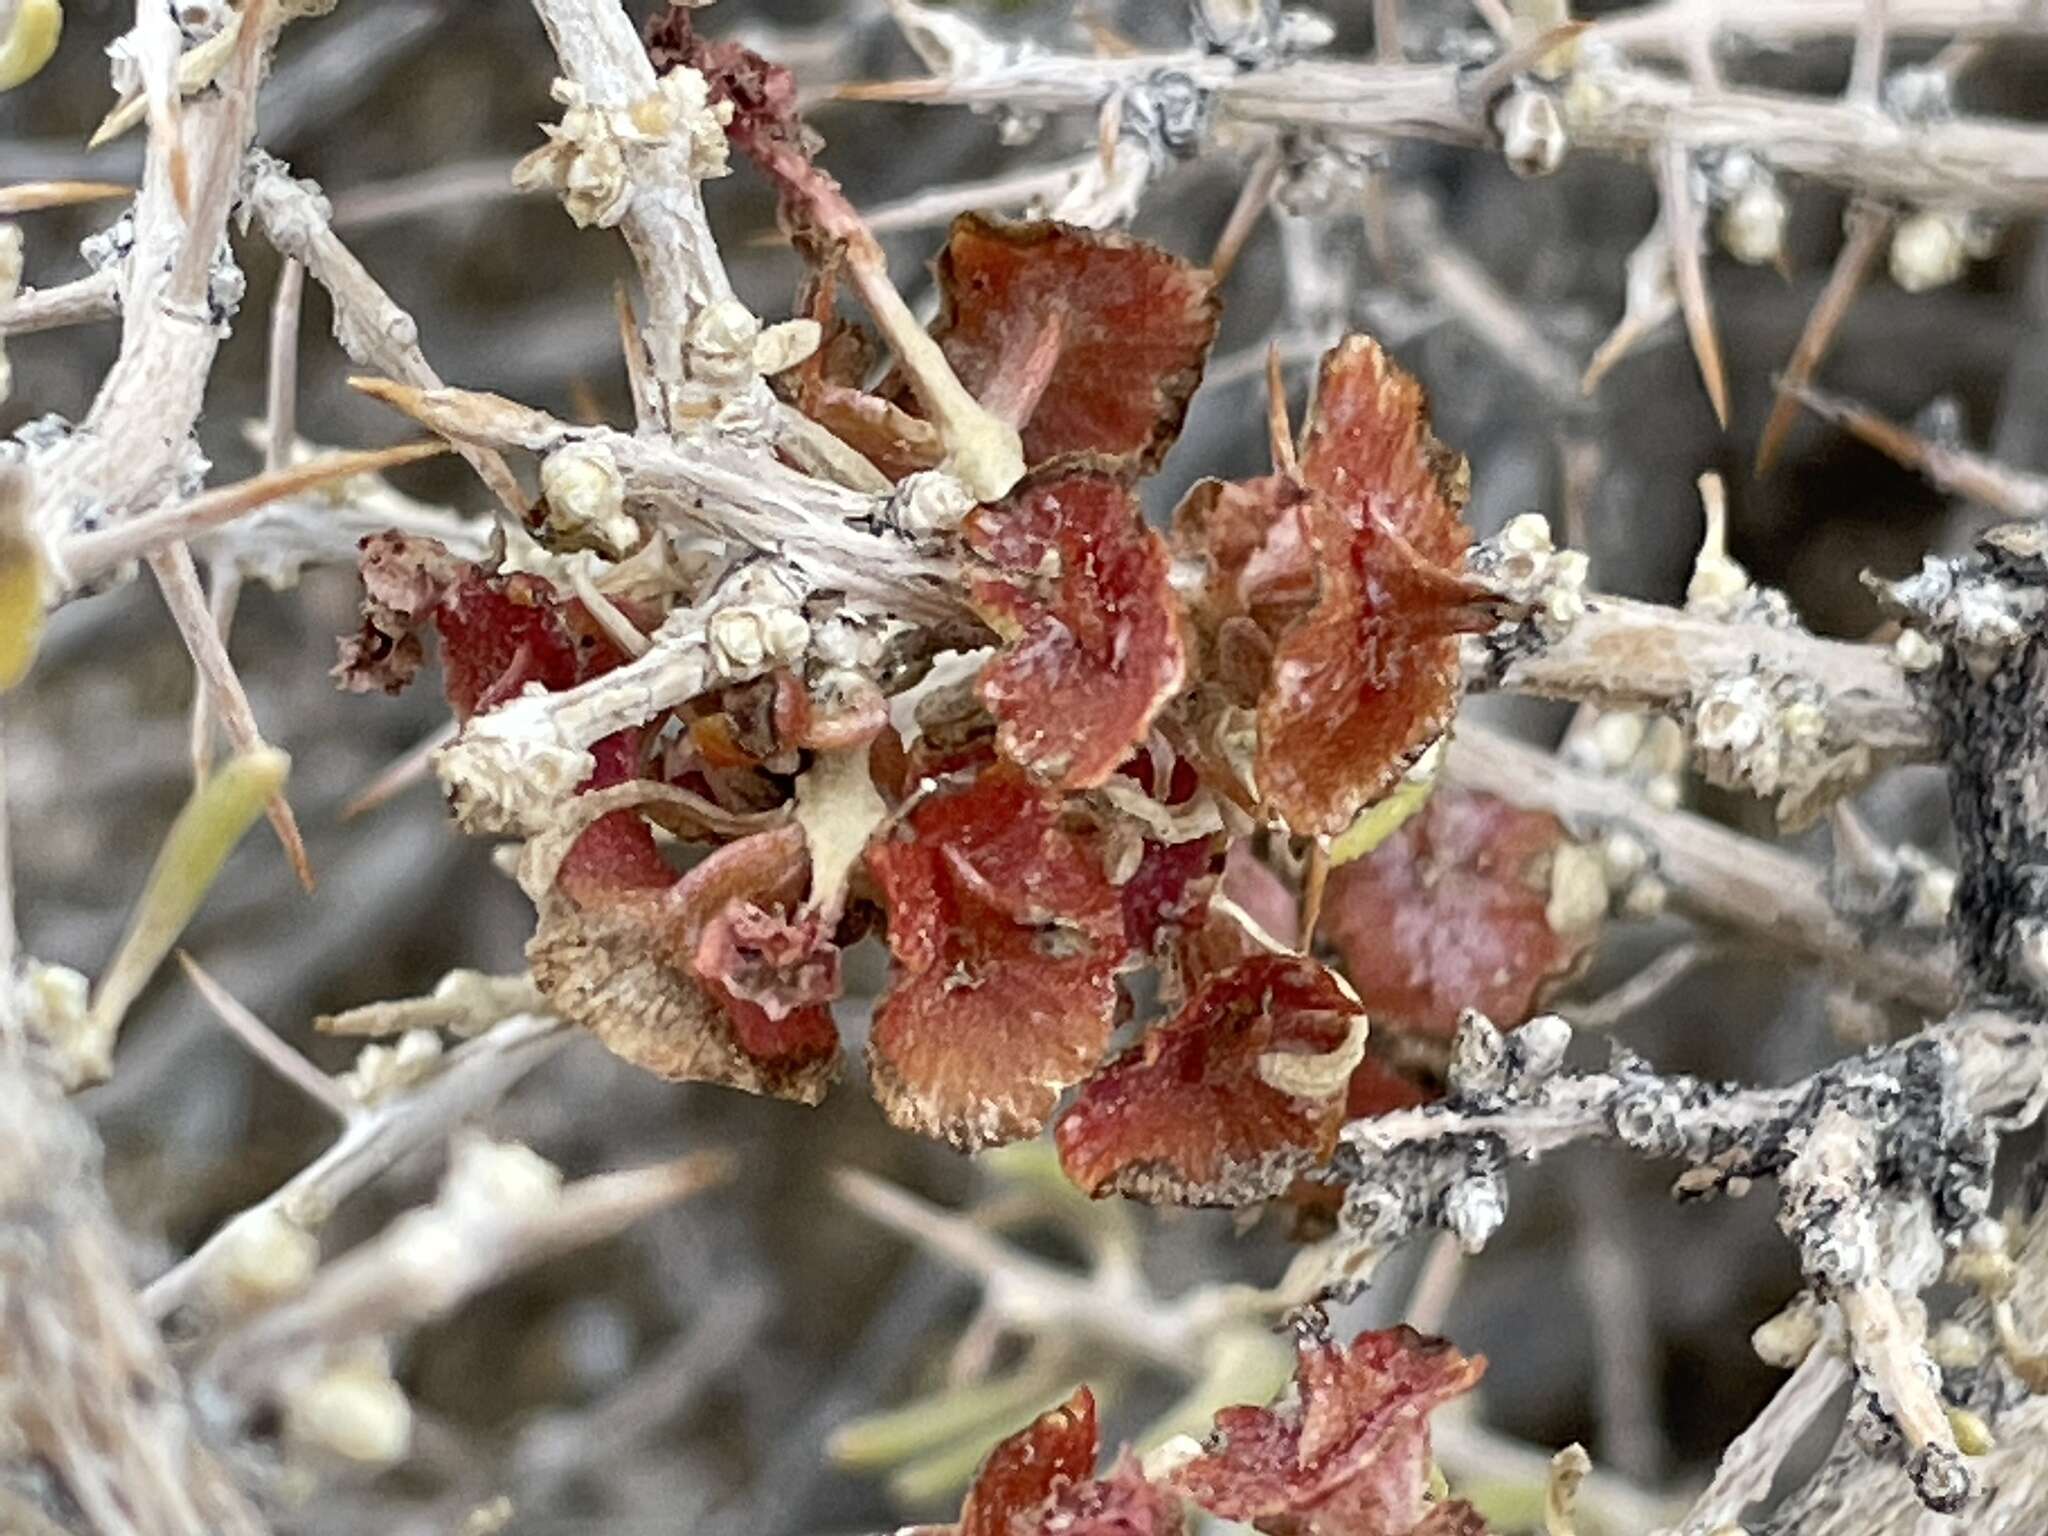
{"left": 1471, "top": 513, "right": 1587, "bottom": 640}
{"left": 1690, "top": 671, "right": 1830, "bottom": 804}
{"left": 685, "top": 299, "right": 821, "bottom": 388}
{"left": 513, "top": 68, "right": 733, "bottom": 230}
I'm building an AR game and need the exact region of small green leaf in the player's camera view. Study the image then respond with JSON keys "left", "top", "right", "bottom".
{"left": 87, "top": 747, "right": 292, "bottom": 1063}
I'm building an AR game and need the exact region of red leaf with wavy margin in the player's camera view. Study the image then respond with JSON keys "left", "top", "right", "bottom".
{"left": 968, "top": 470, "right": 1187, "bottom": 790}
{"left": 867, "top": 771, "right": 1126, "bottom": 1149}
{"left": 1056, "top": 955, "right": 1366, "bottom": 1206}
{"left": 1171, "top": 1324, "right": 1488, "bottom": 1536}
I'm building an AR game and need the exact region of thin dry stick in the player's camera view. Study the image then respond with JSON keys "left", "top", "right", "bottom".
{"left": 340, "top": 720, "right": 458, "bottom": 821}
{"left": 1756, "top": 200, "right": 1893, "bottom": 474}
{"left": 1208, "top": 145, "right": 1281, "bottom": 283}
{"left": 1788, "top": 380, "right": 2048, "bottom": 517}
{"left": 176, "top": 952, "right": 354, "bottom": 1121}
{"left": 147, "top": 544, "right": 314, "bottom": 892}
{"left": 0, "top": 269, "right": 123, "bottom": 336}
{"left": 1654, "top": 139, "right": 1727, "bottom": 428}
{"left": 1446, "top": 726, "right": 1955, "bottom": 1013}
{"left": 207, "top": 1148, "right": 736, "bottom": 1402}
{"left": 244, "top": 156, "right": 526, "bottom": 516}
{"left": 0, "top": 179, "right": 132, "bottom": 214}
{"left": 60, "top": 442, "right": 448, "bottom": 586}
{"left": 143, "top": 1013, "right": 572, "bottom": 1319}
{"left": 1468, "top": 593, "right": 1935, "bottom": 760}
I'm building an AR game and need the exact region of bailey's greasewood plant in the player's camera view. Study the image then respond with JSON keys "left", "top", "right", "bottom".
{"left": 6, "top": 0, "right": 2048, "bottom": 1531}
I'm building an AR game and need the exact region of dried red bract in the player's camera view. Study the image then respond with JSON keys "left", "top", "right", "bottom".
{"left": 961, "top": 1388, "right": 1099, "bottom": 1536}
{"left": 336, "top": 532, "right": 621, "bottom": 719}
{"left": 1056, "top": 955, "right": 1367, "bottom": 1206}
{"left": 1036, "top": 1455, "right": 1187, "bottom": 1536}
{"left": 530, "top": 821, "right": 842, "bottom": 1103}
{"left": 867, "top": 771, "right": 1126, "bottom": 1149}
{"left": 1172, "top": 1325, "right": 1489, "bottom": 1536}
{"left": 1173, "top": 340, "right": 1488, "bottom": 839}
{"left": 1177, "top": 841, "right": 1300, "bottom": 984}
{"left": 1260, "top": 340, "right": 1486, "bottom": 838}
{"left": 967, "top": 469, "right": 1187, "bottom": 789}
{"left": 927, "top": 215, "right": 1220, "bottom": 474}
{"left": 1322, "top": 788, "right": 1594, "bottom": 1040}
{"left": 1120, "top": 834, "right": 1219, "bottom": 960}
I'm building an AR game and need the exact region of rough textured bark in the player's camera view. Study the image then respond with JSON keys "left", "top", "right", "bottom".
{"left": 0, "top": 1029, "right": 270, "bottom": 1536}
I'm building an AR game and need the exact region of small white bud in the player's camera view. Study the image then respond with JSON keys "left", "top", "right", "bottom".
{"left": 1752, "top": 1296, "right": 1823, "bottom": 1367}
{"left": 208, "top": 1207, "right": 320, "bottom": 1312}
{"left": 1718, "top": 179, "right": 1787, "bottom": 267}
{"left": 539, "top": 443, "right": 636, "bottom": 558}
{"left": 341, "top": 1029, "right": 444, "bottom": 1106}
{"left": 1929, "top": 1320, "right": 1987, "bottom": 1371}
{"left": 1599, "top": 829, "right": 1649, "bottom": 887}
{"left": 1893, "top": 627, "right": 1942, "bottom": 672}
{"left": 286, "top": 1352, "right": 413, "bottom": 1465}
{"left": 441, "top": 1134, "right": 562, "bottom": 1222}
{"left": 750, "top": 318, "right": 822, "bottom": 377}
{"left": 1545, "top": 842, "right": 1609, "bottom": 937}
{"left": 1891, "top": 210, "right": 1969, "bottom": 294}
{"left": 1619, "top": 873, "right": 1668, "bottom": 919}
{"left": 1495, "top": 89, "right": 1567, "bottom": 179}
{"left": 888, "top": 470, "right": 977, "bottom": 539}
{"left": 1590, "top": 711, "right": 1647, "bottom": 773}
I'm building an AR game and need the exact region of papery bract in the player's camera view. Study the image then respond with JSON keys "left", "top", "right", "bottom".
{"left": 967, "top": 469, "right": 1187, "bottom": 789}
{"left": 927, "top": 215, "right": 1220, "bottom": 474}
{"left": 1322, "top": 788, "right": 1594, "bottom": 1040}
{"left": 336, "top": 532, "right": 622, "bottom": 719}
{"left": 1056, "top": 955, "right": 1366, "bottom": 1206}
{"left": 1171, "top": 1325, "right": 1489, "bottom": 1536}
{"left": 960, "top": 1388, "right": 1099, "bottom": 1536}
{"left": 531, "top": 819, "right": 842, "bottom": 1103}
{"left": 1173, "top": 340, "right": 1488, "bottom": 839}
{"left": 866, "top": 771, "right": 1126, "bottom": 1149}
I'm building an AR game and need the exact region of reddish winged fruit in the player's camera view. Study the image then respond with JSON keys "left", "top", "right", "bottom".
{"left": 967, "top": 469, "right": 1187, "bottom": 789}
{"left": 960, "top": 1388, "right": 1100, "bottom": 1536}
{"left": 927, "top": 214, "right": 1221, "bottom": 474}
{"left": 1057, "top": 955, "right": 1367, "bottom": 1206}
{"left": 1173, "top": 339, "right": 1489, "bottom": 840}
{"left": 1322, "top": 788, "right": 1596, "bottom": 1040}
{"left": 1259, "top": 340, "right": 1486, "bottom": 838}
{"left": 1172, "top": 1325, "right": 1489, "bottom": 1536}
{"left": 866, "top": 771, "right": 1127, "bottom": 1149}
{"left": 530, "top": 819, "right": 842, "bottom": 1103}
{"left": 337, "top": 532, "right": 622, "bottom": 714}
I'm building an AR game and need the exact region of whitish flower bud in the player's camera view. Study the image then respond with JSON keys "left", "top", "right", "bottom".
{"left": 341, "top": 1028, "right": 443, "bottom": 1106}
{"left": 1495, "top": 88, "right": 1567, "bottom": 179}
{"left": 1718, "top": 178, "right": 1787, "bottom": 266}
{"left": 1890, "top": 210, "right": 1969, "bottom": 294}
{"left": 887, "top": 470, "right": 976, "bottom": 539}
{"left": 750, "top": 317, "right": 822, "bottom": 377}
{"left": 441, "top": 1134, "right": 561, "bottom": 1223}
{"left": 1545, "top": 842, "right": 1608, "bottom": 937}
{"left": 286, "top": 1351, "right": 413, "bottom": 1465}
{"left": 1752, "top": 1296, "right": 1822, "bottom": 1366}
{"left": 538, "top": 442, "right": 635, "bottom": 557}
{"left": 209, "top": 1207, "right": 321, "bottom": 1311}
{"left": 1893, "top": 627, "right": 1941, "bottom": 672}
